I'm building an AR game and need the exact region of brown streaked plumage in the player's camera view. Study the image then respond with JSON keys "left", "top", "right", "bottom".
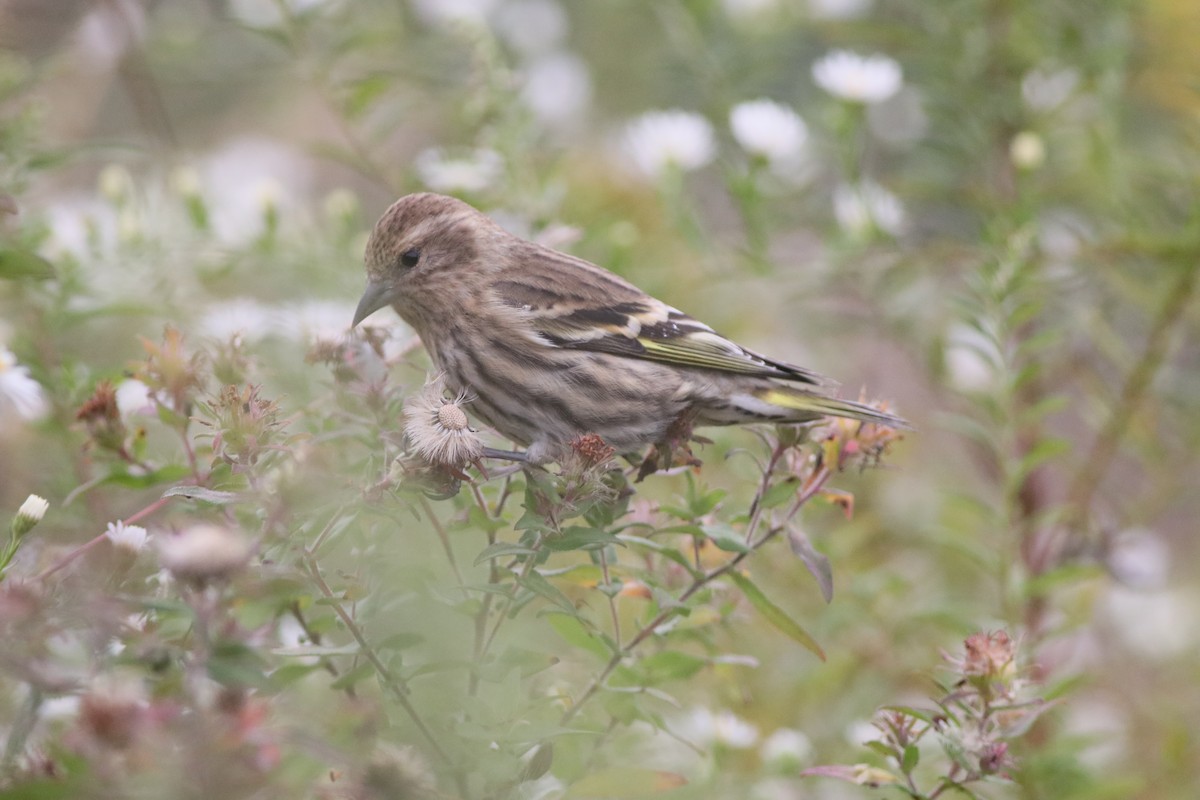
{"left": 353, "top": 192, "right": 908, "bottom": 463}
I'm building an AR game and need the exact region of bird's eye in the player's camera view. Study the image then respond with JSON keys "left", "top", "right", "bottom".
{"left": 400, "top": 247, "right": 421, "bottom": 268}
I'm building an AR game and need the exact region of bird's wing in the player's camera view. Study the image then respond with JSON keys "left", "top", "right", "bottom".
{"left": 489, "top": 252, "right": 829, "bottom": 386}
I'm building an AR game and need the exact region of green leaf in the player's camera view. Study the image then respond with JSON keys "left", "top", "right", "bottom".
{"left": 546, "top": 612, "right": 613, "bottom": 660}
{"left": 269, "top": 663, "right": 322, "bottom": 686}
{"left": 518, "top": 570, "right": 575, "bottom": 612}
{"left": 728, "top": 572, "right": 825, "bottom": 660}
{"left": 208, "top": 641, "right": 272, "bottom": 689}
{"left": 786, "top": 527, "right": 834, "bottom": 603}
{"left": 376, "top": 632, "right": 424, "bottom": 651}
{"left": 901, "top": 743, "right": 920, "bottom": 772}
{"left": 543, "top": 526, "right": 620, "bottom": 552}
{"left": 701, "top": 524, "right": 750, "bottom": 553}
{"left": 567, "top": 767, "right": 687, "bottom": 797}
{"left": 615, "top": 534, "right": 702, "bottom": 579}
{"left": 638, "top": 650, "right": 707, "bottom": 683}
{"left": 272, "top": 643, "right": 359, "bottom": 657}
{"left": 761, "top": 477, "right": 801, "bottom": 509}
{"left": 473, "top": 542, "right": 536, "bottom": 566}
{"left": 0, "top": 247, "right": 56, "bottom": 280}
{"left": 329, "top": 663, "right": 375, "bottom": 690}
{"left": 162, "top": 485, "right": 241, "bottom": 504}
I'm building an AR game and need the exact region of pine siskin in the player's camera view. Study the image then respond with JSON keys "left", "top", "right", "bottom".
{"left": 352, "top": 193, "right": 909, "bottom": 464}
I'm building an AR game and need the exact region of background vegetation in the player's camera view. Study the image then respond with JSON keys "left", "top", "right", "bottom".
{"left": 1, "top": 1, "right": 1198, "bottom": 797}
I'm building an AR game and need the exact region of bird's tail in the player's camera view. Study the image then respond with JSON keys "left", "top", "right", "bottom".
{"left": 754, "top": 385, "right": 913, "bottom": 430}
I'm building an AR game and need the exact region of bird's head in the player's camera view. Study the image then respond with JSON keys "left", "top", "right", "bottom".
{"left": 352, "top": 192, "right": 497, "bottom": 328}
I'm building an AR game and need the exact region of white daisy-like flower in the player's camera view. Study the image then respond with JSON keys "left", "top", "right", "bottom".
{"left": 403, "top": 375, "right": 485, "bottom": 468}
{"left": 493, "top": 0, "right": 568, "bottom": 54}
{"left": 18, "top": 494, "right": 49, "bottom": 524}
{"left": 944, "top": 323, "right": 998, "bottom": 393}
{"left": 676, "top": 707, "right": 760, "bottom": 749}
{"left": 0, "top": 348, "right": 49, "bottom": 423}
{"left": 410, "top": 0, "right": 499, "bottom": 27}
{"left": 12, "top": 493, "right": 49, "bottom": 537}
{"left": 115, "top": 379, "right": 157, "bottom": 418}
{"left": 157, "top": 523, "right": 252, "bottom": 584}
{"left": 812, "top": 50, "right": 902, "bottom": 104}
{"left": 729, "top": 99, "right": 808, "bottom": 162}
{"left": 199, "top": 136, "right": 312, "bottom": 245}
{"left": 198, "top": 298, "right": 279, "bottom": 343}
{"left": 521, "top": 52, "right": 592, "bottom": 128}
{"left": 761, "top": 727, "right": 814, "bottom": 768}
{"left": 721, "top": 0, "right": 778, "bottom": 19}
{"left": 1106, "top": 528, "right": 1169, "bottom": 590}
{"left": 1021, "top": 67, "right": 1079, "bottom": 112}
{"left": 622, "top": 110, "right": 716, "bottom": 178}
{"left": 833, "top": 180, "right": 905, "bottom": 236}
{"left": 809, "top": 0, "right": 872, "bottom": 19}
{"left": 105, "top": 521, "right": 149, "bottom": 553}
{"left": 1010, "top": 131, "right": 1046, "bottom": 170}
{"left": 229, "top": 0, "right": 342, "bottom": 27}
{"left": 414, "top": 147, "right": 504, "bottom": 194}
{"left": 1102, "top": 585, "right": 1200, "bottom": 660}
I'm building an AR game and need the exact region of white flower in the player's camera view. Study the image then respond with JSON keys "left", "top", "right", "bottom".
{"left": 622, "top": 110, "right": 716, "bottom": 178}
{"left": 18, "top": 495, "right": 49, "bottom": 524}
{"left": 1102, "top": 586, "right": 1200, "bottom": 659}
{"left": 199, "top": 137, "right": 312, "bottom": 244}
{"left": 1010, "top": 131, "right": 1046, "bottom": 170}
{"left": 414, "top": 147, "right": 504, "bottom": 194}
{"left": 105, "top": 521, "right": 149, "bottom": 552}
{"left": 157, "top": 524, "right": 252, "bottom": 584}
{"left": 944, "top": 323, "right": 998, "bottom": 393}
{"left": 229, "top": 0, "right": 342, "bottom": 27}
{"left": 0, "top": 348, "right": 49, "bottom": 423}
{"left": 812, "top": 50, "right": 902, "bottom": 103}
{"left": 1106, "top": 528, "right": 1169, "bottom": 590}
{"left": 1022, "top": 67, "right": 1079, "bottom": 112}
{"left": 521, "top": 52, "right": 592, "bottom": 128}
{"left": 729, "top": 99, "right": 808, "bottom": 161}
{"left": 676, "top": 707, "right": 760, "bottom": 749}
{"left": 281, "top": 300, "right": 356, "bottom": 344}
{"left": 844, "top": 719, "right": 883, "bottom": 747}
{"left": 411, "top": 0, "right": 498, "bottom": 27}
{"left": 115, "top": 379, "right": 157, "bottom": 418}
{"left": 809, "top": 0, "right": 872, "bottom": 19}
{"left": 721, "top": 0, "right": 778, "bottom": 19}
{"left": 198, "top": 298, "right": 279, "bottom": 343}
{"left": 833, "top": 181, "right": 905, "bottom": 237}
{"left": 761, "top": 727, "right": 813, "bottom": 768}
{"left": 494, "top": 0, "right": 568, "bottom": 54}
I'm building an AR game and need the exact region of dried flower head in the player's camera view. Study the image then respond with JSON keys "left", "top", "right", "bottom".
{"left": 195, "top": 384, "right": 288, "bottom": 469}
{"left": 157, "top": 523, "right": 251, "bottom": 585}
{"left": 77, "top": 672, "right": 148, "bottom": 750}
{"left": 819, "top": 398, "right": 905, "bottom": 471}
{"left": 956, "top": 630, "right": 1017, "bottom": 683}
{"left": 75, "top": 380, "right": 130, "bottom": 455}
{"left": 402, "top": 375, "right": 484, "bottom": 468}
{"left": 135, "top": 326, "right": 204, "bottom": 418}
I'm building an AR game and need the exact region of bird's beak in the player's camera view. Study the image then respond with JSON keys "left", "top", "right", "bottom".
{"left": 352, "top": 280, "right": 392, "bottom": 328}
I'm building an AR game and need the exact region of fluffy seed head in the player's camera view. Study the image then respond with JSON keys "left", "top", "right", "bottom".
{"left": 157, "top": 523, "right": 251, "bottom": 585}
{"left": 403, "top": 375, "right": 484, "bottom": 468}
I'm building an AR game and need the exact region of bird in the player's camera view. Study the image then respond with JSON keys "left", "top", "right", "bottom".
{"left": 351, "top": 193, "right": 908, "bottom": 465}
